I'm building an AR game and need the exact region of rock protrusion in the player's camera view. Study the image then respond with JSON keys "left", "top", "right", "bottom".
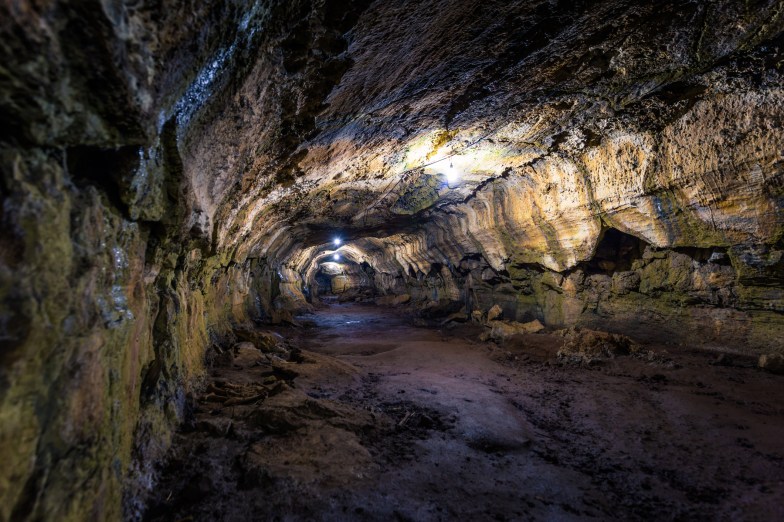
{"left": 758, "top": 353, "right": 784, "bottom": 374}
{"left": 488, "top": 319, "right": 545, "bottom": 341}
{"left": 486, "top": 304, "right": 504, "bottom": 323}
{"left": 234, "top": 327, "right": 287, "bottom": 354}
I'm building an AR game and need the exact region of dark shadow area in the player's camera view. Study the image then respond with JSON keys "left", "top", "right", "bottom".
{"left": 584, "top": 227, "right": 647, "bottom": 274}
{"left": 66, "top": 145, "right": 139, "bottom": 217}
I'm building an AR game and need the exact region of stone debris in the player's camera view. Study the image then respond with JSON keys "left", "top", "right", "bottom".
{"left": 486, "top": 304, "right": 504, "bottom": 323}
{"left": 557, "top": 327, "right": 639, "bottom": 362}
{"left": 270, "top": 309, "right": 301, "bottom": 326}
{"left": 611, "top": 271, "right": 641, "bottom": 295}
{"left": 232, "top": 342, "right": 266, "bottom": 368}
{"left": 758, "top": 353, "right": 784, "bottom": 374}
{"left": 488, "top": 319, "right": 545, "bottom": 341}
{"left": 439, "top": 309, "right": 468, "bottom": 325}
{"left": 234, "top": 327, "right": 288, "bottom": 355}
{"left": 202, "top": 380, "right": 269, "bottom": 407}
{"left": 375, "top": 294, "right": 411, "bottom": 306}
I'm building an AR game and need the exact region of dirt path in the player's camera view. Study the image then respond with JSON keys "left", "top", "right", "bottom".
{"left": 145, "top": 303, "right": 784, "bottom": 521}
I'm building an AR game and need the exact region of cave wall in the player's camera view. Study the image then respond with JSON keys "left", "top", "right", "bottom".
{"left": 0, "top": 150, "right": 275, "bottom": 519}
{"left": 0, "top": 1, "right": 279, "bottom": 519}
{"left": 0, "top": 147, "right": 272, "bottom": 520}
{"left": 315, "top": 228, "right": 782, "bottom": 352}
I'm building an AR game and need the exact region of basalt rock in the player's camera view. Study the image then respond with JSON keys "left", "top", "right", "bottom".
{"left": 557, "top": 327, "right": 639, "bottom": 362}
{"left": 486, "top": 304, "right": 504, "bottom": 323}
{"left": 375, "top": 294, "right": 411, "bottom": 307}
{"left": 758, "top": 353, "right": 784, "bottom": 375}
{"left": 489, "top": 319, "right": 546, "bottom": 341}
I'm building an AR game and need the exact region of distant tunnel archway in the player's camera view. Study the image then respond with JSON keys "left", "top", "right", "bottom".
{"left": 305, "top": 248, "right": 378, "bottom": 302}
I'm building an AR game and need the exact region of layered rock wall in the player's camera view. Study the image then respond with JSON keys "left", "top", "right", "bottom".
{"left": 0, "top": 1, "right": 277, "bottom": 519}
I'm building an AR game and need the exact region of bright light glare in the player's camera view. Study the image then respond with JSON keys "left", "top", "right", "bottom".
{"left": 333, "top": 253, "right": 340, "bottom": 261}
{"left": 445, "top": 163, "right": 460, "bottom": 184}
{"left": 333, "top": 238, "right": 341, "bottom": 246}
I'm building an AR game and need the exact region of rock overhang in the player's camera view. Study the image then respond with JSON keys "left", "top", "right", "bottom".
{"left": 177, "top": 0, "right": 783, "bottom": 279}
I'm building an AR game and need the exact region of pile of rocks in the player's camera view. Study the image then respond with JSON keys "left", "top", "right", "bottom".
{"left": 477, "top": 304, "right": 545, "bottom": 342}
{"left": 556, "top": 327, "right": 639, "bottom": 363}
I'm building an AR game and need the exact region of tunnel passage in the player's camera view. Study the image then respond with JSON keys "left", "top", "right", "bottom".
{"left": 2, "top": 0, "right": 784, "bottom": 521}
{"left": 311, "top": 259, "right": 377, "bottom": 301}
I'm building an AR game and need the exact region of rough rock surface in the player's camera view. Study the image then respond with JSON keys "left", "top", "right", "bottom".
{"left": 557, "top": 327, "right": 639, "bottom": 362}
{"left": 1, "top": 0, "right": 783, "bottom": 520}
{"left": 486, "top": 304, "right": 504, "bottom": 323}
{"left": 489, "top": 319, "right": 546, "bottom": 341}
{"left": 759, "top": 353, "right": 784, "bottom": 374}
{"left": 147, "top": 303, "right": 784, "bottom": 521}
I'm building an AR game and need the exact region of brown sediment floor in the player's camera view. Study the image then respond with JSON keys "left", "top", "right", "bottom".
{"left": 145, "top": 302, "right": 784, "bottom": 521}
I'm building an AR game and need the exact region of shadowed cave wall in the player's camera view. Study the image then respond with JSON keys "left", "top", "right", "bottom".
{"left": 1, "top": 0, "right": 783, "bottom": 520}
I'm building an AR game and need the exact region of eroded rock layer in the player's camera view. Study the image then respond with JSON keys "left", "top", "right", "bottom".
{"left": 1, "top": 0, "right": 783, "bottom": 520}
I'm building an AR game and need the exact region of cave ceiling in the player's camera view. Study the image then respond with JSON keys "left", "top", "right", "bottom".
{"left": 3, "top": 0, "right": 783, "bottom": 274}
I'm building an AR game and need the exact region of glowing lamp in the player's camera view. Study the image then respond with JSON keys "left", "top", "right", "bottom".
{"left": 445, "top": 161, "right": 459, "bottom": 185}
{"left": 333, "top": 238, "right": 341, "bottom": 246}
{"left": 333, "top": 253, "right": 340, "bottom": 261}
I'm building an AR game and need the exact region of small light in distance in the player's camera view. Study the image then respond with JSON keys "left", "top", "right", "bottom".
{"left": 333, "top": 238, "right": 341, "bottom": 246}
{"left": 333, "top": 253, "right": 340, "bottom": 261}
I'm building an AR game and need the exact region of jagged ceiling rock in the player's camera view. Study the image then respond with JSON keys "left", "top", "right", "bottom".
{"left": 161, "top": 0, "right": 784, "bottom": 274}
{"left": 4, "top": 1, "right": 781, "bottom": 273}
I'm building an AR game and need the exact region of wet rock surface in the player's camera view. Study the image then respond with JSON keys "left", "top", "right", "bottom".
{"left": 144, "top": 303, "right": 784, "bottom": 521}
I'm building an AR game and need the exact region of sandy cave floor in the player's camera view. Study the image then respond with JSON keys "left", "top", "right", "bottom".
{"left": 144, "top": 302, "right": 784, "bottom": 521}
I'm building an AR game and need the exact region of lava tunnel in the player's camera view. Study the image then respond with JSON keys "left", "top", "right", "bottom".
{"left": 308, "top": 249, "right": 378, "bottom": 301}
{"left": 1, "top": 1, "right": 784, "bottom": 521}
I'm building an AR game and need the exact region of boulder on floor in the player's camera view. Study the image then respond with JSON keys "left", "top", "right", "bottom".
{"left": 758, "top": 353, "right": 784, "bottom": 374}
{"left": 375, "top": 293, "right": 411, "bottom": 306}
{"left": 270, "top": 309, "right": 301, "bottom": 326}
{"left": 416, "top": 299, "right": 464, "bottom": 318}
{"left": 440, "top": 308, "right": 469, "bottom": 325}
{"left": 488, "top": 319, "right": 545, "bottom": 341}
{"left": 234, "top": 327, "right": 285, "bottom": 353}
{"left": 557, "top": 327, "right": 638, "bottom": 362}
{"left": 232, "top": 342, "right": 265, "bottom": 368}
{"left": 486, "top": 304, "right": 503, "bottom": 323}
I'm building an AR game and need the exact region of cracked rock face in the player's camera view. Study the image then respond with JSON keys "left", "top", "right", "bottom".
{"left": 1, "top": 0, "right": 783, "bottom": 520}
